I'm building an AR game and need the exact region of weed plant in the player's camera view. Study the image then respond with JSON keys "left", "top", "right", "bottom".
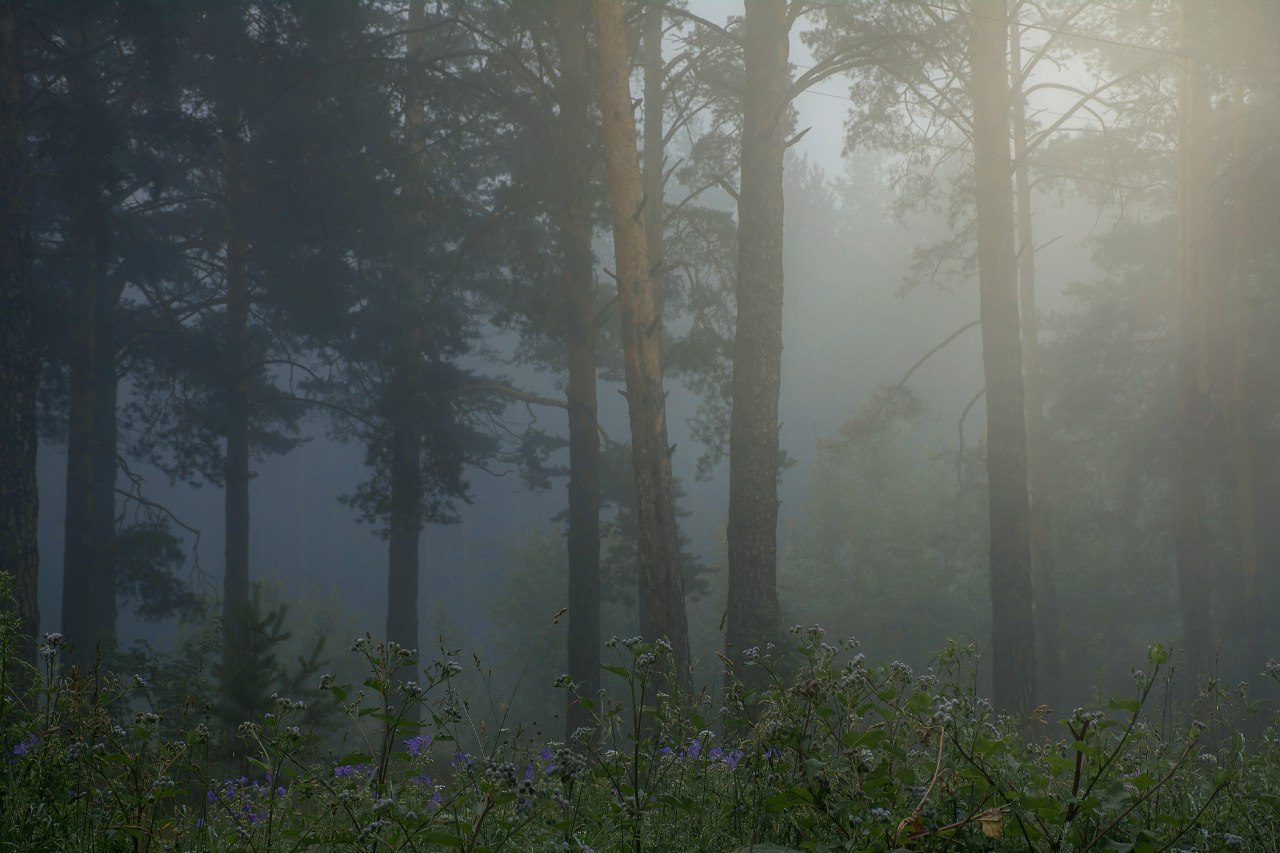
{"left": 2, "top": 578, "right": 1277, "bottom": 852}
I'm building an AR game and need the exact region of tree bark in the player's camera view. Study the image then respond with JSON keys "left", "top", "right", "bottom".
{"left": 555, "top": 0, "right": 602, "bottom": 735}
{"left": 724, "top": 0, "right": 788, "bottom": 666}
{"left": 1229, "top": 73, "right": 1260, "bottom": 672}
{"left": 593, "top": 0, "right": 690, "bottom": 679}
{"left": 89, "top": 270, "right": 120, "bottom": 653}
{"left": 642, "top": 0, "right": 665, "bottom": 316}
{"left": 639, "top": 0, "right": 665, "bottom": 623}
{"left": 969, "top": 0, "right": 1036, "bottom": 717}
{"left": 0, "top": 0, "right": 40, "bottom": 666}
{"left": 61, "top": 19, "right": 117, "bottom": 665}
{"left": 1009, "top": 15, "right": 1060, "bottom": 708}
{"left": 221, "top": 125, "right": 251, "bottom": 653}
{"left": 386, "top": 0, "right": 429, "bottom": 655}
{"left": 1174, "top": 0, "right": 1213, "bottom": 678}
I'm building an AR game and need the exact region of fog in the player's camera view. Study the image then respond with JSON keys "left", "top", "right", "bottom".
{"left": 12, "top": 0, "right": 1280, "bottom": 728}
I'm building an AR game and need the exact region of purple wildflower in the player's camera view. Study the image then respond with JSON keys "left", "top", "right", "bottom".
{"left": 404, "top": 734, "right": 432, "bottom": 758}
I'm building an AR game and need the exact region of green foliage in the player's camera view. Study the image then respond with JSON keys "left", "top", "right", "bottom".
{"left": 3, "top": 579, "right": 1278, "bottom": 852}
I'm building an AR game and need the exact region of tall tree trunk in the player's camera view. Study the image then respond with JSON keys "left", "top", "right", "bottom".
{"left": 1175, "top": 0, "right": 1212, "bottom": 678}
{"left": 88, "top": 273, "right": 120, "bottom": 653}
{"left": 386, "top": 0, "right": 428, "bottom": 654}
{"left": 1009, "top": 15, "right": 1060, "bottom": 707}
{"left": 0, "top": 0, "right": 40, "bottom": 667}
{"left": 970, "top": 0, "right": 1036, "bottom": 717}
{"left": 61, "top": 194, "right": 97, "bottom": 662}
{"left": 555, "top": 0, "right": 602, "bottom": 735}
{"left": 61, "top": 198, "right": 115, "bottom": 667}
{"left": 593, "top": 0, "right": 690, "bottom": 679}
{"left": 221, "top": 128, "right": 252, "bottom": 652}
{"left": 640, "top": 0, "right": 664, "bottom": 621}
{"left": 1229, "top": 73, "right": 1260, "bottom": 672}
{"left": 642, "top": 1, "right": 664, "bottom": 315}
{"left": 62, "top": 22, "right": 116, "bottom": 665}
{"left": 724, "top": 0, "right": 787, "bottom": 666}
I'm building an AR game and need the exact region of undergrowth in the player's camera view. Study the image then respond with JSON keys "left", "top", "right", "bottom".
{"left": 3, "top": 578, "right": 1279, "bottom": 852}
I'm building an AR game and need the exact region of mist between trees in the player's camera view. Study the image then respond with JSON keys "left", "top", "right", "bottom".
{"left": 4, "top": 0, "right": 1280, "bottom": 744}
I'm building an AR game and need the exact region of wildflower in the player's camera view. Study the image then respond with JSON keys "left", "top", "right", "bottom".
{"left": 444, "top": 661, "right": 463, "bottom": 677}
{"left": 10, "top": 734, "right": 37, "bottom": 758}
{"left": 484, "top": 759, "right": 518, "bottom": 788}
{"left": 622, "top": 636, "right": 643, "bottom": 649}
{"left": 403, "top": 681, "right": 423, "bottom": 698}
{"left": 451, "top": 750, "right": 474, "bottom": 770}
{"left": 334, "top": 764, "right": 372, "bottom": 779}
{"left": 549, "top": 747, "right": 586, "bottom": 780}
{"left": 131, "top": 673, "right": 147, "bottom": 688}
{"left": 635, "top": 651, "right": 656, "bottom": 671}
{"left": 319, "top": 673, "right": 335, "bottom": 690}
{"left": 43, "top": 632, "right": 64, "bottom": 647}
{"left": 404, "top": 734, "right": 432, "bottom": 758}
{"left": 553, "top": 673, "right": 573, "bottom": 689}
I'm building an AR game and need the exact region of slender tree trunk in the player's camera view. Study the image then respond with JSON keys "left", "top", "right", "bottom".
{"left": 0, "top": 0, "right": 40, "bottom": 666}
{"left": 970, "top": 0, "right": 1036, "bottom": 717}
{"left": 61, "top": 196, "right": 97, "bottom": 662}
{"left": 1229, "top": 73, "right": 1261, "bottom": 672}
{"left": 1175, "top": 0, "right": 1213, "bottom": 677}
{"left": 725, "top": 0, "right": 787, "bottom": 666}
{"left": 386, "top": 0, "right": 428, "bottom": 654}
{"left": 555, "top": 0, "right": 602, "bottom": 735}
{"left": 593, "top": 0, "right": 690, "bottom": 678}
{"left": 88, "top": 274, "right": 119, "bottom": 652}
{"left": 221, "top": 128, "right": 252, "bottom": 652}
{"left": 1009, "top": 15, "right": 1060, "bottom": 707}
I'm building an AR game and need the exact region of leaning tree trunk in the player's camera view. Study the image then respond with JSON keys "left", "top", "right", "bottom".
{"left": 1229, "top": 72, "right": 1260, "bottom": 672}
{"left": 0, "top": 0, "right": 40, "bottom": 667}
{"left": 970, "top": 0, "right": 1036, "bottom": 717}
{"left": 593, "top": 0, "right": 690, "bottom": 679}
{"left": 725, "top": 0, "right": 787, "bottom": 668}
{"left": 1010, "top": 15, "right": 1061, "bottom": 708}
{"left": 1174, "top": 0, "right": 1213, "bottom": 678}
{"left": 386, "top": 0, "right": 428, "bottom": 655}
{"left": 555, "top": 0, "right": 602, "bottom": 735}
